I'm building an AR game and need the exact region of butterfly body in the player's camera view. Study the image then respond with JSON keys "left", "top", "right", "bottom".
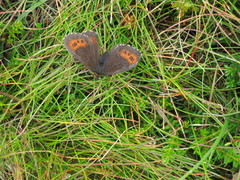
{"left": 64, "top": 31, "right": 141, "bottom": 75}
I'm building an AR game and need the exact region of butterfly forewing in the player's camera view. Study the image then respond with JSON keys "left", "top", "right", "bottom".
{"left": 101, "top": 44, "right": 141, "bottom": 75}
{"left": 64, "top": 31, "right": 100, "bottom": 73}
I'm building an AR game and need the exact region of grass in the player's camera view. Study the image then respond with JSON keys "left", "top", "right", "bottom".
{"left": 1, "top": 0, "right": 240, "bottom": 179}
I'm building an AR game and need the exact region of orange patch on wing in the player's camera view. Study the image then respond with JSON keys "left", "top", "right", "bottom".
{"left": 119, "top": 49, "right": 138, "bottom": 64}
{"left": 68, "top": 38, "right": 88, "bottom": 50}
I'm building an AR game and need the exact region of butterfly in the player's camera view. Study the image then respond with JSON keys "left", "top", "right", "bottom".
{"left": 64, "top": 31, "right": 141, "bottom": 75}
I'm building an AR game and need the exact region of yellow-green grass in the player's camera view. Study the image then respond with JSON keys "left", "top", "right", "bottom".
{"left": 0, "top": 0, "right": 239, "bottom": 179}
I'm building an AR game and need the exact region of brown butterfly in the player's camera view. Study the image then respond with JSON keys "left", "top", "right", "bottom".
{"left": 64, "top": 31, "right": 141, "bottom": 75}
